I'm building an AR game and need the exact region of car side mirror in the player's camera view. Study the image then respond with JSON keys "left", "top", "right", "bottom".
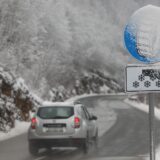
{"left": 74, "top": 101, "right": 82, "bottom": 105}
{"left": 89, "top": 115, "right": 98, "bottom": 121}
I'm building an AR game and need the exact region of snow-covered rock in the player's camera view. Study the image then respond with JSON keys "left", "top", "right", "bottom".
{"left": 0, "top": 66, "right": 42, "bottom": 132}
{"left": 48, "top": 69, "right": 123, "bottom": 102}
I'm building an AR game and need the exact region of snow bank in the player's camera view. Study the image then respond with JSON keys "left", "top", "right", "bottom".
{"left": 124, "top": 99, "right": 160, "bottom": 120}
{"left": 66, "top": 92, "right": 125, "bottom": 103}
{"left": 0, "top": 121, "right": 30, "bottom": 141}
{"left": 66, "top": 93, "right": 98, "bottom": 103}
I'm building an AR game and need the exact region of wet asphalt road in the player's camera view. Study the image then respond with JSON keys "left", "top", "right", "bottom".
{"left": 0, "top": 95, "right": 160, "bottom": 160}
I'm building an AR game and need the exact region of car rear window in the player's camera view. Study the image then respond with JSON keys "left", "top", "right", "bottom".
{"left": 37, "top": 106, "right": 74, "bottom": 119}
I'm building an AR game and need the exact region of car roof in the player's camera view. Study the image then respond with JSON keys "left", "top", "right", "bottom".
{"left": 41, "top": 101, "right": 75, "bottom": 107}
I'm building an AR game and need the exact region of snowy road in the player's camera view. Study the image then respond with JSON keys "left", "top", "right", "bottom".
{"left": 0, "top": 95, "right": 160, "bottom": 160}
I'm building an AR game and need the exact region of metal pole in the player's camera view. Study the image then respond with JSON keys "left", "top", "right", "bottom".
{"left": 149, "top": 93, "right": 155, "bottom": 160}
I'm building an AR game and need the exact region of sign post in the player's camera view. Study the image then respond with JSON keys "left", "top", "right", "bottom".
{"left": 149, "top": 93, "right": 155, "bottom": 160}
{"left": 123, "top": 5, "right": 160, "bottom": 160}
{"left": 125, "top": 65, "right": 158, "bottom": 160}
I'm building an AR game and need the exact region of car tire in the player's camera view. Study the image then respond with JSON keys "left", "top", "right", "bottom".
{"left": 29, "top": 142, "right": 39, "bottom": 156}
{"left": 93, "top": 130, "right": 98, "bottom": 150}
{"left": 46, "top": 146, "right": 52, "bottom": 153}
{"left": 82, "top": 136, "right": 90, "bottom": 154}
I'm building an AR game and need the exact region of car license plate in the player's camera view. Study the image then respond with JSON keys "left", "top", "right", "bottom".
{"left": 48, "top": 127, "right": 63, "bottom": 132}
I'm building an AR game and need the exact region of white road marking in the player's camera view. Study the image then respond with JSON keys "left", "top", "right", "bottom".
{"left": 34, "top": 156, "right": 46, "bottom": 160}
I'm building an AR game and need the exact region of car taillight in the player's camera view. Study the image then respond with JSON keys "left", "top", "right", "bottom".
{"left": 31, "top": 117, "right": 37, "bottom": 129}
{"left": 74, "top": 117, "right": 80, "bottom": 128}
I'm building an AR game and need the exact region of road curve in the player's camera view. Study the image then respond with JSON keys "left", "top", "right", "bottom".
{"left": 0, "top": 95, "right": 160, "bottom": 160}
{"left": 81, "top": 96, "right": 160, "bottom": 160}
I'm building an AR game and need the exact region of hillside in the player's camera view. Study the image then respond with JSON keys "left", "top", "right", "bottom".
{"left": 0, "top": 0, "right": 160, "bottom": 97}
{"left": 0, "top": 66, "right": 41, "bottom": 132}
{"left": 0, "top": 64, "right": 123, "bottom": 132}
{"left": 48, "top": 69, "right": 123, "bottom": 102}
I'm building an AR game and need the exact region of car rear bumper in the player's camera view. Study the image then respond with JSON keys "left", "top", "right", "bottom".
{"left": 29, "top": 138, "right": 85, "bottom": 148}
{"left": 28, "top": 128, "right": 86, "bottom": 140}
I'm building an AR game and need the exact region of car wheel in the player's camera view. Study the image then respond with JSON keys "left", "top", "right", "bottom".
{"left": 29, "top": 142, "right": 39, "bottom": 156}
{"left": 82, "top": 136, "right": 90, "bottom": 154}
{"left": 93, "top": 130, "right": 98, "bottom": 150}
{"left": 46, "top": 146, "right": 52, "bottom": 153}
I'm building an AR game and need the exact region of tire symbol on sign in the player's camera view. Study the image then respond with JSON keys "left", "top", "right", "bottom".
{"left": 156, "top": 81, "right": 160, "bottom": 87}
{"left": 144, "top": 81, "right": 151, "bottom": 88}
{"left": 150, "top": 76, "right": 156, "bottom": 81}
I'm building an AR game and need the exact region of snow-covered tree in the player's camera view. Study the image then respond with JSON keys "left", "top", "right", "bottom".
{"left": 0, "top": 0, "right": 159, "bottom": 92}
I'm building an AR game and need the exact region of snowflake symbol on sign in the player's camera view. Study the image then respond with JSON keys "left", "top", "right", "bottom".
{"left": 144, "top": 81, "right": 151, "bottom": 88}
{"left": 133, "top": 81, "right": 139, "bottom": 88}
{"left": 156, "top": 81, "right": 160, "bottom": 87}
{"left": 138, "top": 74, "right": 145, "bottom": 81}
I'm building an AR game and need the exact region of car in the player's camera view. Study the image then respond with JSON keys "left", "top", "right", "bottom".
{"left": 28, "top": 101, "right": 98, "bottom": 155}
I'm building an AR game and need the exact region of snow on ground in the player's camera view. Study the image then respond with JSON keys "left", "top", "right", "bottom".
{"left": 124, "top": 99, "right": 160, "bottom": 120}
{"left": 0, "top": 121, "right": 30, "bottom": 141}
{"left": 66, "top": 93, "right": 125, "bottom": 103}
{"left": 124, "top": 99, "right": 160, "bottom": 160}
{"left": 65, "top": 93, "right": 100, "bottom": 103}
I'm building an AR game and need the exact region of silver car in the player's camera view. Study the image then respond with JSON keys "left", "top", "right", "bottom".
{"left": 28, "top": 101, "right": 98, "bottom": 155}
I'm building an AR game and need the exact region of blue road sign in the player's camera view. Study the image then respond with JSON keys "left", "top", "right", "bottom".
{"left": 124, "top": 5, "right": 160, "bottom": 63}
{"left": 124, "top": 24, "right": 149, "bottom": 63}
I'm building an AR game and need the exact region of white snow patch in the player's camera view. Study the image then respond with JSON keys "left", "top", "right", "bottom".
{"left": 0, "top": 121, "right": 30, "bottom": 141}
{"left": 128, "top": 5, "right": 160, "bottom": 59}
{"left": 99, "top": 85, "right": 110, "bottom": 94}
{"left": 30, "top": 93, "right": 43, "bottom": 105}
{"left": 13, "top": 77, "right": 28, "bottom": 92}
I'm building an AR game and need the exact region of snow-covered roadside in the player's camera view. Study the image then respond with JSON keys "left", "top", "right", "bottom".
{"left": 124, "top": 99, "right": 160, "bottom": 160}
{"left": 66, "top": 92, "right": 125, "bottom": 103}
{"left": 124, "top": 99, "right": 160, "bottom": 119}
{"left": 0, "top": 121, "right": 30, "bottom": 141}
{"left": 0, "top": 94, "right": 117, "bottom": 142}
